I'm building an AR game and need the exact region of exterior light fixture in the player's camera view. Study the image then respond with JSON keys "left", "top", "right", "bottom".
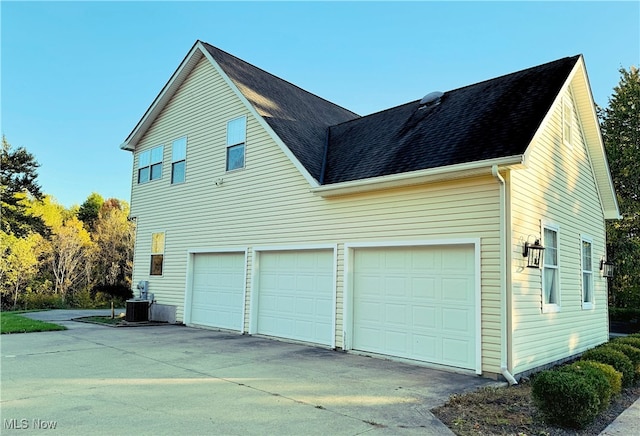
{"left": 600, "top": 258, "right": 614, "bottom": 279}
{"left": 523, "top": 237, "right": 545, "bottom": 269}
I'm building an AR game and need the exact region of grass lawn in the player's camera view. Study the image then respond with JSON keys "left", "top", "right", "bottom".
{"left": 0, "top": 312, "right": 67, "bottom": 334}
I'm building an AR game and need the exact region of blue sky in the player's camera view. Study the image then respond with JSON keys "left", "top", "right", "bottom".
{"left": 2, "top": 1, "right": 638, "bottom": 208}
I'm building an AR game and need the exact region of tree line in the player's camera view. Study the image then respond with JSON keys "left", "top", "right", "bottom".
{"left": 600, "top": 66, "right": 639, "bottom": 309}
{"left": 1, "top": 136, "right": 134, "bottom": 310}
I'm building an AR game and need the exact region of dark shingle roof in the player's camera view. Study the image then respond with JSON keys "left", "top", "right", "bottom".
{"left": 322, "top": 55, "right": 580, "bottom": 184}
{"left": 202, "top": 42, "right": 360, "bottom": 181}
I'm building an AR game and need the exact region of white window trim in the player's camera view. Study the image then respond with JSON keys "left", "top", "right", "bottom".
{"left": 581, "top": 235, "right": 594, "bottom": 310}
{"left": 171, "top": 136, "right": 187, "bottom": 185}
{"left": 542, "top": 221, "right": 561, "bottom": 313}
{"left": 138, "top": 145, "right": 164, "bottom": 184}
{"left": 226, "top": 115, "right": 246, "bottom": 172}
{"left": 150, "top": 231, "right": 165, "bottom": 277}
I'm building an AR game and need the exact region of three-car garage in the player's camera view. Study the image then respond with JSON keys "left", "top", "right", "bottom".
{"left": 184, "top": 241, "right": 479, "bottom": 372}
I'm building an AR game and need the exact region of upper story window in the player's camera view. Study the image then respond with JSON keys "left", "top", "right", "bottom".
{"left": 542, "top": 223, "right": 560, "bottom": 313}
{"left": 150, "top": 232, "right": 165, "bottom": 276}
{"left": 226, "top": 116, "right": 246, "bottom": 171}
{"left": 138, "top": 145, "right": 163, "bottom": 183}
{"left": 581, "top": 236, "right": 594, "bottom": 309}
{"left": 171, "top": 137, "right": 187, "bottom": 184}
{"left": 562, "top": 98, "right": 573, "bottom": 147}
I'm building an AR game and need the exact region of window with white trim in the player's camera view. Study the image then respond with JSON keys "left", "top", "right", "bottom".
{"left": 542, "top": 223, "right": 560, "bottom": 312}
{"left": 171, "top": 137, "right": 187, "bottom": 184}
{"left": 562, "top": 98, "right": 573, "bottom": 147}
{"left": 226, "top": 116, "right": 246, "bottom": 171}
{"left": 150, "top": 232, "right": 165, "bottom": 276}
{"left": 581, "top": 236, "right": 594, "bottom": 308}
{"left": 138, "top": 145, "right": 163, "bottom": 183}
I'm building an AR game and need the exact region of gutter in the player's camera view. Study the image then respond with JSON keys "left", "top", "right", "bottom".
{"left": 312, "top": 155, "right": 525, "bottom": 197}
{"left": 492, "top": 164, "right": 518, "bottom": 386}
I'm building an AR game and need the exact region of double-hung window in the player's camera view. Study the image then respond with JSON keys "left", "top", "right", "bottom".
{"left": 226, "top": 116, "right": 246, "bottom": 171}
{"left": 581, "top": 236, "right": 594, "bottom": 309}
{"left": 138, "top": 145, "right": 163, "bottom": 183}
{"left": 171, "top": 137, "right": 187, "bottom": 184}
{"left": 150, "top": 232, "right": 165, "bottom": 276}
{"left": 542, "top": 223, "right": 560, "bottom": 312}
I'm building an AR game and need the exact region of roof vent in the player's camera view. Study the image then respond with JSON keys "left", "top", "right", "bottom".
{"left": 419, "top": 91, "right": 444, "bottom": 107}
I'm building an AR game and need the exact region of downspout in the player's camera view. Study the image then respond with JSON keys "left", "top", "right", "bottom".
{"left": 492, "top": 165, "right": 518, "bottom": 385}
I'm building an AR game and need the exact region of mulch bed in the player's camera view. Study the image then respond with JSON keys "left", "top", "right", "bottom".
{"left": 431, "top": 381, "right": 639, "bottom": 436}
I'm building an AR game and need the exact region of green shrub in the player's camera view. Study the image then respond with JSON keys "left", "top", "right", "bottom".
{"left": 605, "top": 343, "right": 640, "bottom": 383}
{"left": 560, "top": 362, "right": 613, "bottom": 411}
{"left": 531, "top": 370, "right": 600, "bottom": 429}
{"left": 613, "top": 336, "right": 640, "bottom": 350}
{"left": 20, "top": 292, "right": 66, "bottom": 310}
{"left": 578, "top": 360, "right": 623, "bottom": 397}
{"left": 581, "top": 347, "right": 635, "bottom": 387}
{"left": 609, "top": 307, "right": 640, "bottom": 322}
{"left": 69, "top": 289, "right": 97, "bottom": 309}
{"left": 630, "top": 333, "right": 640, "bottom": 339}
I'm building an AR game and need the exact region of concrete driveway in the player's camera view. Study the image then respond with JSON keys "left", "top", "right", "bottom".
{"left": 1, "top": 310, "right": 495, "bottom": 435}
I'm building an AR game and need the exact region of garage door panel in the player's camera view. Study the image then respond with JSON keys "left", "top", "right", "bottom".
{"left": 386, "top": 304, "right": 408, "bottom": 325}
{"left": 442, "top": 307, "right": 472, "bottom": 332}
{"left": 442, "top": 337, "right": 473, "bottom": 365}
{"left": 257, "top": 250, "right": 333, "bottom": 346}
{"left": 191, "top": 253, "right": 244, "bottom": 331}
{"left": 413, "top": 306, "right": 437, "bottom": 328}
{"left": 442, "top": 278, "right": 474, "bottom": 303}
{"left": 353, "top": 245, "right": 476, "bottom": 370}
{"left": 411, "top": 277, "right": 437, "bottom": 299}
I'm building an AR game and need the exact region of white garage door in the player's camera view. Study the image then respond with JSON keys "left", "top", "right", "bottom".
{"left": 352, "top": 245, "right": 476, "bottom": 370}
{"left": 256, "top": 250, "right": 334, "bottom": 345}
{"left": 190, "top": 253, "right": 245, "bottom": 331}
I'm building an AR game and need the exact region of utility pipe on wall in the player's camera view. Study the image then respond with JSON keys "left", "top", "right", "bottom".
{"left": 492, "top": 165, "right": 518, "bottom": 385}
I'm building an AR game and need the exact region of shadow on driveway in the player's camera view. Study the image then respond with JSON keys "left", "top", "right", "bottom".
{"left": 2, "top": 310, "right": 497, "bottom": 435}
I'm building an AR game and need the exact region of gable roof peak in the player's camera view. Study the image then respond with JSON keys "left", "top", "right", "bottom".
{"left": 200, "top": 40, "right": 360, "bottom": 181}
{"left": 199, "top": 41, "right": 359, "bottom": 118}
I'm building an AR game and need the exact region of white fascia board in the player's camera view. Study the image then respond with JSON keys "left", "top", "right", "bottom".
{"left": 573, "top": 58, "right": 621, "bottom": 220}
{"left": 198, "top": 43, "right": 320, "bottom": 188}
{"left": 311, "top": 155, "right": 525, "bottom": 197}
{"left": 120, "top": 42, "right": 204, "bottom": 152}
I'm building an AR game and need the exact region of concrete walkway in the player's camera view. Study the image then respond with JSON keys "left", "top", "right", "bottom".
{"left": 2, "top": 310, "right": 494, "bottom": 435}
{"left": 599, "top": 397, "right": 640, "bottom": 435}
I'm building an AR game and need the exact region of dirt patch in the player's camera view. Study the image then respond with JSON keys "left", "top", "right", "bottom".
{"left": 431, "top": 381, "right": 639, "bottom": 435}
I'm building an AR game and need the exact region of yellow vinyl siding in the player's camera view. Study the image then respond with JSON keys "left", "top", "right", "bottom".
{"left": 130, "top": 56, "right": 504, "bottom": 374}
{"left": 510, "top": 84, "right": 608, "bottom": 374}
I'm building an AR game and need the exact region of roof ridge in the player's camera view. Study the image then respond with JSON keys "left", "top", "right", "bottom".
{"left": 200, "top": 41, "right": 360, "bottom": 118}
{"left": 329, "top": 55, "right": 581, "bottom": 129}
{"left": 445, "top": 54, "right": 581, "bottom": 95}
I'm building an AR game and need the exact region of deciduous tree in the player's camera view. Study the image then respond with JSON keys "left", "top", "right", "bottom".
{"left": 91, "top": 200, "right": 134, "bottom": 296}
{"left": 44, "top": 216, "right": 94, "bottom": 301}
{"left": 0, "top": 230, "right": 43, "bottom": 309}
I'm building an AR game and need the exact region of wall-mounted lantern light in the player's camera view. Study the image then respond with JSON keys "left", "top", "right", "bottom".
{"left": 600, "top": 258, "right": 614, "bottom": 279}
{"left": 523, "top": 237, "right": 545, "bottom": 269}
